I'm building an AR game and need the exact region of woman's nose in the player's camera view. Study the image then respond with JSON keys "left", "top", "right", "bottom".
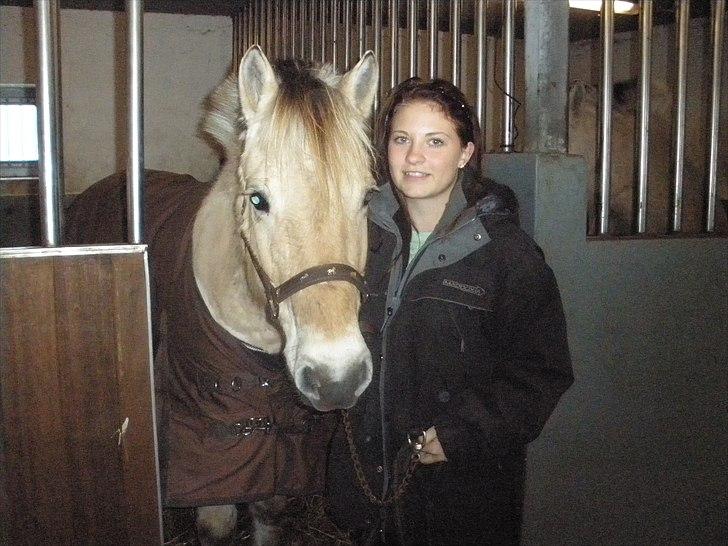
{"left": 405, "top": 144, "right": 424, "bottom": 164}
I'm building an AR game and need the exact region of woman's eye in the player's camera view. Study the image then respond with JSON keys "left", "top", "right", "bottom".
{"left": 429, "top": 138, "right": 444, "bottom": 147}
{"left": 249, "top": 192, "right": 270, "bottom": 213}
{"left": 392, "top": 136, "right": 408, "bottom": 144}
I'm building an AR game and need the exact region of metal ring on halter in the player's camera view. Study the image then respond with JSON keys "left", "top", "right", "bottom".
{"left": 407, "top": 429, "right": 427, "bottom": 455}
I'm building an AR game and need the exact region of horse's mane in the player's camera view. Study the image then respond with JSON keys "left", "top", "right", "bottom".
{"left": 202, "top": 59, "right": 373, "bottom": 195}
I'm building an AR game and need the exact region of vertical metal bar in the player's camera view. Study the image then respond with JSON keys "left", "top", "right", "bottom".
{"left": 283, "top": 0, "right": 289, "bottom": 59}
{"left": 267, "top": 0, "right": 273, "bottom": 56}
{"left": 451, "top": 0, "right": 461, "bottom": 86}
{"left": 389, "top": 0, "right": 399, "bottom": 89}
{"left": 475, "top": 0, "right": 487, "bottom": 127}
{"left": 321, "top": 0, "right": 327, "bottom": 63}
{"left": 275, "top": 0, "right": 281, "bottom": 59}
{"left": 597, "top": 0, "right": 615, "bottom": 235}
{"left": 248, "top": 1, "right": 254, "bottom": 50}
{"left": 358, "top": 0, "right": 366, "bottom": 59}
{"left": 706, "top": 0, "right": 725, "bottom": 231}
{"left": 127, "top": 0, "right": 144, "bottom": 244}
{"left": 671, "top": 0, "right": 689, "bottom": 232}
{"left": 344, "top": 0, "right": 352, "bottom": 68}
{"left": 374, "top": 0, "right": 382, "bottom": 104}
{"left": 254, "top": 0, "right": 260, "bottom": 47}
{"left": 428, "top": 0, "right": 438, "bottom": 79}
{"left": 35, "top": 0, "right": 63, "bottom": 246}
{"left": 332, "top": 0, "right": 339, "bottom": 69}
{"left": 300, "top": 0, "right": 306, "bottom": 57}
{"left": 291, "top": 0, "right": 297, "bottom": 58}
{"left": 636, "top": 0, "right": 653, "bottom": 233}
{"left": 311, "top": 0, "right": 317, "bottom": 61}
{"left": 501, "top": 0, "right": 516, "bottom": 152}
{"left": 407, "top": 0, "right": 418, "bottom": 77}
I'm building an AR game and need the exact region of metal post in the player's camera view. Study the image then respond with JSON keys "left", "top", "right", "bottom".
{"left": 332, "top": 0, "right": 339, "bottom": 69}
{"left": 597, "top": 0, "right": 615, "bottom": 235}
{"left": 291, "top": 0, "right": 298, "bottom": 58}
{"left": 408, "top": 0, "right": 418, "bottom": 78}
{"left": 35, "top": 0, "right": 63, "bottom": 247}
{"left": 475, "top": 0, "right": 487, "bottom": 127}
{"left": 311, "top": 0, "right": 316, "bottom": 61}
{"left": 636, "top": 0, "right": 653, "bottom": 233}
{"left": 501, "top": 0, "right": 516, "bottom": 152}
{"left": 523, "top": 0, "right": 568, "bottom": 153}
{"left": 275, "top": 0, "right": 281, "bottom": 59}
{"left": 374, "top": 0, "right": 382, "bottom": 103}
{"left": 451, "top": 0, "right": 461, "bottom": 86}
{"left": 232, "top": 9, "right": 239, "bottom": 68}
{"left": 389, "top": 0, "right": 399, "bottom": 89}
{"left": 671, "top": 0, "right": 689, "bottom": 232}
{"left": 706, "top": 0, "right": 724, "bottom": 232}
{"left": 428, "top": 0, "right": 438, "bottom": 79}
{"left": 300, "top": 0, "right": 306, "bottom": 57}
{"left": 321, "top": 0, "right": 327, "bottom": 63}
{"left": 358, "top": 0, "right": 366, "bottom": 58}
{"left": 127, "top": 0, "right": 144, "bottom": 244}
{"left": 282, "top": 0, "right": 289, "bottom": 59}
{"left": 344, "top": 0, "right": 352, "bottom": 68}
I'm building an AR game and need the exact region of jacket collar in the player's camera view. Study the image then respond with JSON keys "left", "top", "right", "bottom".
{"left": 368, "top": 167, "right": 516, "bottom": 236}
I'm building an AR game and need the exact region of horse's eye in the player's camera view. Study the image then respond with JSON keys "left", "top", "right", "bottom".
{"left": 363, "top": 188, "right": 378, "bottom": 208}
{"left": 249, "top": 192, "right": 270, "bottom": 213}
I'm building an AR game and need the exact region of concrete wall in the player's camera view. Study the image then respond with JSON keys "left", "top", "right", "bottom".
{"left": 486, "top": 153, "right": 727, "bottom": 545}
{"left": 0, "top": 6, "right": 231, "bottom": 194}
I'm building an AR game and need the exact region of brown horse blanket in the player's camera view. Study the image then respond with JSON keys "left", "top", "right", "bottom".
{"left": 66, "top": 170, "right": 335, "bottom": 507}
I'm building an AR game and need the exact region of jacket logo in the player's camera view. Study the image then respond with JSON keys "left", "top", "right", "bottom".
{"left": 442, "top": 279, "right": 486, "bottom": 297}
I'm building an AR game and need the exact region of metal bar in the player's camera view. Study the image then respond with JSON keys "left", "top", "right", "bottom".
{"left": 597, "top": 0, "right": 615, "bottom": 235}
{"left": 300, "top": 0, "right": 306, "bottom": 57}
{"left": 291, "top": 0, "right": 298, "bottom": 58}
{"left": 282, "top": 0, "right": 289, "bottom": 58}
{"left": 451, "top": 0, "right": 461, "bottom": 86}
{"left": 428, "top": 0, "right": 438, "bottom": 79}
{"left": 501, "top": 0, "right": 516, "bottom": 152}
{"left": 523, "top": 0, "right": 568, "bottom": 153}
{"left": 374, "top": 0, "right": 382, "bottom": 103}
{"left": 706, "top": 0, "right": 724, "bottom": 231}
{"left": 332, "top": 0, "right": 339, "bottom": 68}
{"left": 358, "top": 0, "right": 366, "bottom": 58}
{"left": 671, "top": 0, "right": 689, "bottom": 232}
{"left": 254, "top": 0, "right": 260, "bottom": 46}
{"left": 636, "top": 0, "right": 653, "bottom": 233}
{"left": 127, "top": 0, "right": 144, "bottom": 244}
{"left": 344, "top": 0, "right": 352, "bottom": 68}
{"left": 248, "top": 1, "right": 254, "bottom": 50}
{"left": 311, "top": 0, "right": 316, "bottom": 61}
{"left": 35, "top": 0, "right": 63, "bottom": 246}
{"left": 275, "top": 0, "right": 281, "bottom": 59}
{"left": 475, "top": 0, "right": 487, "bottom": 127}
{"left": 321, "top": 0, "right": 327, "bottom": 63}
{"left": 389, "top": 0, "right": 399, "bottom": 89}
{"left": 408, "top": 0, "right": 418, "bottom": 77}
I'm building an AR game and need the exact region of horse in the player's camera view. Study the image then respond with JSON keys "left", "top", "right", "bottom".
{"left": 64, "top": 46, "right": 379, "bottom": 544}
{"left": 568, "top": 79, "right": 728, "bottom": 236}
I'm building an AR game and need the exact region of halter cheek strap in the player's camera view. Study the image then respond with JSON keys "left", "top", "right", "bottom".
{"left": 239, "top": 226, "right": 368, "bottom": 321}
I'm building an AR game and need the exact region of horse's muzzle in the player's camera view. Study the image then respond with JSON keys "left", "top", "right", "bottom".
{"left": 295, "top": 360, "right": 372, "bottom": 412}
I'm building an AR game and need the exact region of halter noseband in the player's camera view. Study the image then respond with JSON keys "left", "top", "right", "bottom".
{"left": 239, "top": 227, "right": 368, "bottom": 321}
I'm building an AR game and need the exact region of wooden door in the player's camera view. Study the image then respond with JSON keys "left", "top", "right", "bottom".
{"left": 0, "top": 245, "right": 162, "bottom": 545}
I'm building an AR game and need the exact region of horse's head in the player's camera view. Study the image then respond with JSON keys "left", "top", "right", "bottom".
{"left": 203, "top": 47, "right": 378, "bottom": 411}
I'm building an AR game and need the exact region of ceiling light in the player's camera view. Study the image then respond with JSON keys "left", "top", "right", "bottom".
{"left": 569, "top": 0, "right": 640, "bottom": 15}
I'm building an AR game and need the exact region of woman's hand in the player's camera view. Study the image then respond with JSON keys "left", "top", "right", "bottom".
{"left": 417, "top": 426, "right": 448, "bottom": 465}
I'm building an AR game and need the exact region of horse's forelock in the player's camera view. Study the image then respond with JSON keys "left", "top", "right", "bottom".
{"left": 264, "top": 61, "right": 373, "bottom": 198}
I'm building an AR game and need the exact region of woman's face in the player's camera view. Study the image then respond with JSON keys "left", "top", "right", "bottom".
{"left": 387, "top": 100, "right": 474, "bottom": 211}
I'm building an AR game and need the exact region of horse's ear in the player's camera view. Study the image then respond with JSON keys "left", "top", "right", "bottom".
{"left": 338, "top": 51, "right": 379, "bottom": 119}
{"left": 238, "top": 45, "right": 277, "bottom": 119}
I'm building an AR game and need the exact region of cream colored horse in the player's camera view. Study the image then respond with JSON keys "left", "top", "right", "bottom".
{"left": 193, "top": 46, "right": 378, "bottom": 543}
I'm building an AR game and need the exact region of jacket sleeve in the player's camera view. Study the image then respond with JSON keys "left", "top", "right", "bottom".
{"left": 433, "top": 248, "right": 574, "bottom": 466}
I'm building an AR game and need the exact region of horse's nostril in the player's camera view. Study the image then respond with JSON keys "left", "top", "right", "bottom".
{"left": 298, "top": 365, "right": 322, "bottom": 396}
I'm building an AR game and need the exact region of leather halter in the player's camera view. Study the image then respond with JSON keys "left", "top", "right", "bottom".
{"left": 239, "top": 226, "right": 368, "bottom": 321}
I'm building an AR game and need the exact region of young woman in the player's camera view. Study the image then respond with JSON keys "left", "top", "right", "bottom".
{"left": 326, "top": 78, "right": 573, "bottom": 545}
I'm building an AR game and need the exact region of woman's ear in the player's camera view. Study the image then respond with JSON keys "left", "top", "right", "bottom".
{"left": 459, "top": 142, "right": 476, "bottom": 168}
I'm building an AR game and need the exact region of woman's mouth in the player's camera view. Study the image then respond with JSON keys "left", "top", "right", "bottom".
{"left": 403, "top": 170, "right": 428, "bottom": 178}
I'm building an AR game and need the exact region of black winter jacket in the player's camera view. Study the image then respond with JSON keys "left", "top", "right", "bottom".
{"left": 326, "top": 169, "right": 573, "bottom": 545}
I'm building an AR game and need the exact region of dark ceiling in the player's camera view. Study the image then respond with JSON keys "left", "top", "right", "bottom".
{"left": 0, "top": 0, "right": 717, "bottom": 42}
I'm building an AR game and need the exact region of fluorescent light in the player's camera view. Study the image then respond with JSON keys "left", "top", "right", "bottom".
{"left": 569, "top": 0, "right": 639, "bottom": 15}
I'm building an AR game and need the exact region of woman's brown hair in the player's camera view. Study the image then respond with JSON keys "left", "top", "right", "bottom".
{"left": 373, "top": 77, "right": 483, "bottom": 184}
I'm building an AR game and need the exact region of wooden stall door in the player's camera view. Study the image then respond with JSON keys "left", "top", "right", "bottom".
{"left": 0, "top": 247, "right": 162, "bottom": 545}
